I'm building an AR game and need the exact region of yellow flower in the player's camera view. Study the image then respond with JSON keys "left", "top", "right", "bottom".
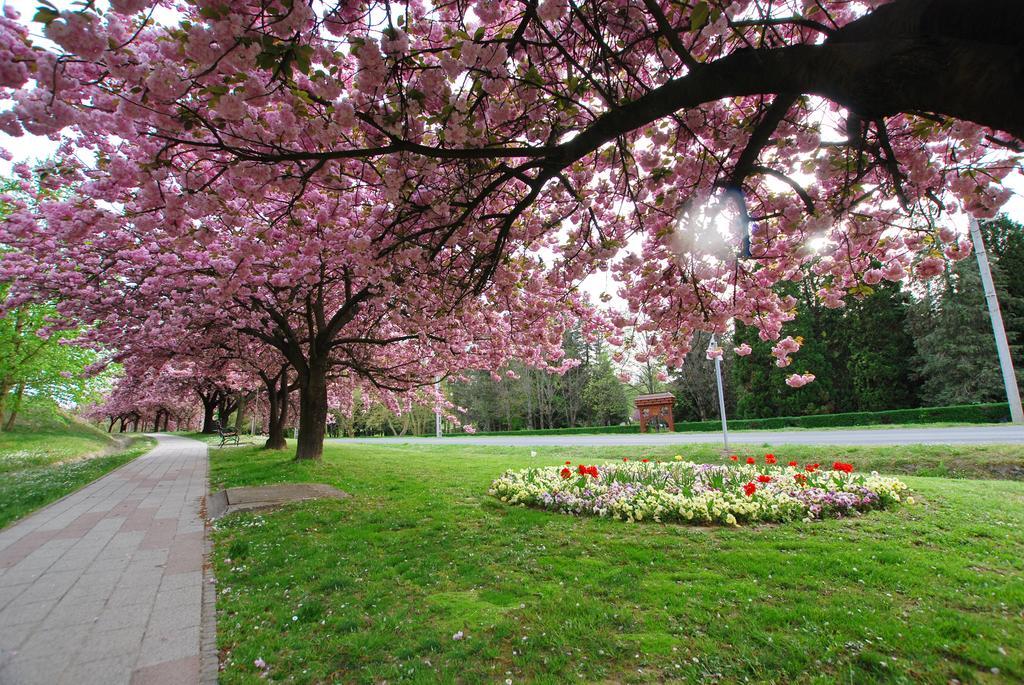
{"left": 674, "top": 455, "right": 683, "bottom": 461}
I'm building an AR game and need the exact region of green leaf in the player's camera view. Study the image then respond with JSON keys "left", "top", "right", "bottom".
{"left": 32, "top": 7, "right": 59, "bottom": 24}
{"left": 690, "top": 2, "right": 710, "bottom": 31}
{"left": 294, "top": 45, "right": 313, "bottom": 75}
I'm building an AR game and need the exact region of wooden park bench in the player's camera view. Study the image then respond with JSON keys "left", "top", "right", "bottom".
{"left": 213, "top": 420, "right": 241, "bottom": 448}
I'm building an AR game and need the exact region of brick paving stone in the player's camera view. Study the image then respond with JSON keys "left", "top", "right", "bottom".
{"left": 130, "top": 655, "right": 201, "bottom": 685}
{"left": 0, "top": 435, "right": 210, "bottom": 685}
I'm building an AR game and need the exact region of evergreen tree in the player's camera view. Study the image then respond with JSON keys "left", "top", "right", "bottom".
{"left": 732, "top": 279, "right": 837, "bottom": 418}
{"left": 910, "top": 255, "right": 1022, "bottom": 405}
{"left": 981, "top": 216, "right": 1024, "bottom": 373}
{"left": 582, "top": 348, "right": 629, "bottom": 425}
{"left": 835, "top": 281, "right": 919, "bottom": 411}
{"left": 732, "top": 270, "right": 918, "bottom": 418}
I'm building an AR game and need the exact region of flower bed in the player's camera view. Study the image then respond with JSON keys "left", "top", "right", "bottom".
{"left": 489, "top": 456, "right": 912, "bottom": 526}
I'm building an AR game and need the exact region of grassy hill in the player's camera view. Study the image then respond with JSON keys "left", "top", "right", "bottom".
{"left": 0, "top": 398, "right": 154, "bottom": 528}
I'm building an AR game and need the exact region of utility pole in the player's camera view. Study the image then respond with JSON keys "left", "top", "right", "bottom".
{"left": 970, "top": 217, "right": 1024, "bottom": 423}
{"left": 707, "top": 333, "right": 730, "bottom": 451}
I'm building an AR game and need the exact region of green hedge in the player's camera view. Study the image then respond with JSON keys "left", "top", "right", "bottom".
{"left": 429, "top": 403, "right": 1010, "bottom": 437}
{"left": 674, "top": 403, "right": 1010, "bottom": 432}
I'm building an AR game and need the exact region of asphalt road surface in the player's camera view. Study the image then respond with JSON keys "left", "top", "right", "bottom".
{"left": 327, "top": 424, "right": 1024, "bottom": 447}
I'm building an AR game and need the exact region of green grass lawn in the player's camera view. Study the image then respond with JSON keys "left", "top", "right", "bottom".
{"left": 208, "top": 441, "right": 1024, "bottom": 684}
{"left": 0, "top": 399, "right": 155, "bottom": 528}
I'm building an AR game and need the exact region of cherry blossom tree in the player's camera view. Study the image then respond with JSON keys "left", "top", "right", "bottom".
{"left": 1, "top": 172, "right": 588, "bottom": 457}
{"left": 85, "top": 364, "right": 200, "bottom": 433}
{"left": 1, "top": 0, "right": 1022, "bottom": 448}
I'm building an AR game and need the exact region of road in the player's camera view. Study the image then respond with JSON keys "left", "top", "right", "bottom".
{"left": 327, "top": 424, "right": 1024, "bottom": 447}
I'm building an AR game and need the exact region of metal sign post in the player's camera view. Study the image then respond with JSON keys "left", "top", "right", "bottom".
{"left": 707, "top": 334, "right": 730, "bottom": 451}
{"left": 435, "top": 380, "right": 443, "bottom": 438}
{"left": 970, "top": 217, "right": 1024, "bottom": 422}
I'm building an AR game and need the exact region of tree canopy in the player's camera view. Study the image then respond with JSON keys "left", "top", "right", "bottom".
{"left": 0, "top": 0, "right": 1021, "bottom": 456}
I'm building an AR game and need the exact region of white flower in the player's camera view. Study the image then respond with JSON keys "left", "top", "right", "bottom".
{"left": 452, "top": 631, "right": 465, "bottom": 641}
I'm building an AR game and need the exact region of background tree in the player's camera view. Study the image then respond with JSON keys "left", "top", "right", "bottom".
{"left": 733, "top": 269, "right": 918, "bottom": 417}
{"left": 839, "top": 281, "right": 919, "bottom": 411}
{"left": 669, "top": 331, "right": 736, "bottom": 423}
{"left": 0, "top": 171, "right": 107, "bottom": 430}
{"left": 981, "top": 217, "right": 1024, "bottom": 373}
{"left": 582, "top": 349, "right": 630, "bottom": 426}
{"left": 909, "top": 257, "right": 1022, "bottom": 405}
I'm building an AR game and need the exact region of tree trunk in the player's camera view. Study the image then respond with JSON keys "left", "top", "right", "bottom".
{"left": 217, "top": 394, "right": 239, "bottom": 427}
{"left": 0, "top": 380, "right": 9, "bottom": 433}
{"left": 295, "top": 358, "right": 328, "bottom": 461}
{"left": 2, "top": 383, "right": 24, "bottom": 432}
{"left": 264, "top": 372, "right": 289, "bottom": 450}
{"left": 234, "top": 393, "right": 249, "bottom": 434}
{"left": 201, "top": 398, "right": 217, "bottom": 433}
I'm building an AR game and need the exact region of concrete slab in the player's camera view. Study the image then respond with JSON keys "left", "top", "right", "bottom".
{"left": 207, "top": 482, "right": 350, "bottom": 519}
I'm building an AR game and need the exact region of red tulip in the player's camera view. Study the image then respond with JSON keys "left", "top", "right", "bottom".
{"left": 746, "top": 457, "right": 756, "bottom": 465}
{"left": 560, "top": 467, "right": 571, "bottom": 479}
{"left": 743, "top": 482, "right": 757, "bottom": 496}
{"left": 757, "top": 474, "right": 772, "bottom": 483}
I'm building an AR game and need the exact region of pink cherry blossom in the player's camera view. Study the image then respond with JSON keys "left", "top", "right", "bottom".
{"left": 0, "top": 0, "right": 1017, "bottom": 459}
{"left": 785, "top": 373, "right": 816, "bottom": 388}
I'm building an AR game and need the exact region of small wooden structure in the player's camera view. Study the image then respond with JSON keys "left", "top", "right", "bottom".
{"left": 635, "top": 392, "right": 676, "bottom": 432}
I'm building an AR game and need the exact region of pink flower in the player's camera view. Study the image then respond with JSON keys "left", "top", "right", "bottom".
{"left": 915, "top": 256, "right": 946, "bottom": 278}
{"left": 785, "top": 373, "right": 815, "bottom": 388}
{"left": 863, "top": 268, "right": 883, "bottom": 285}
{"left": 215, "top": 94, "right": 246, "bottom": 121}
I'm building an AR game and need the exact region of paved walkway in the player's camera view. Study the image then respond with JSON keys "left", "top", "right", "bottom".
{"left": 328, "top": 424, "right": 1024, "bottom": 447}
{"left": 0, "top": 435, "right": 209, "bottom": 685}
